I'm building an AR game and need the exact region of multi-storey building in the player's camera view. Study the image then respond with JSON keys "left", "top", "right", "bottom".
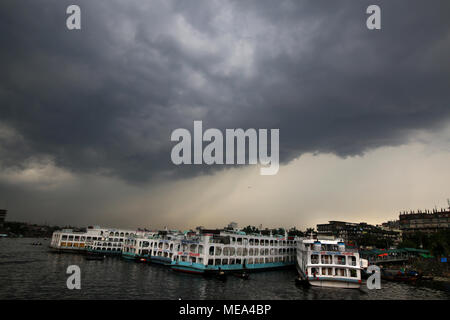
{"left": 317, "top": 221, "right": 400, "bottom": 246}
{"left": 399, "top": 208, "right": 450, "bottom": 234}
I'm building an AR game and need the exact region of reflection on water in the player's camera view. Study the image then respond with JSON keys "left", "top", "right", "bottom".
{"left": 0, "top": 238, "right": 449, "bottom": 300}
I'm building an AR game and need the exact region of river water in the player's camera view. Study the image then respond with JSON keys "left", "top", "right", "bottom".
{"left": 0, "top": 238, "right": 448, "bottom": 300}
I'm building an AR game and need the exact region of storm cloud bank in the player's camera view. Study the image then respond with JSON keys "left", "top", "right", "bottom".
{"left": 1, "top": 0, "right": 450, "bottom": 184}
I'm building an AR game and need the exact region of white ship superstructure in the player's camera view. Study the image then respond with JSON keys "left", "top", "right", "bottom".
{"left": 50, "top": 226, "right": 138, "bottom": 254}
{"left": 296, "top": 237, "right": 362, "bottom": 288}
{"left": 50, "top": 225, "right": 299, "bottom": 275}
{"left": 171, "top": 229, "right": 297, "bottom": 274}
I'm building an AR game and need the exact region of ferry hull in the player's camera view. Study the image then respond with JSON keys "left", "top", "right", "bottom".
{"left": 149, "top": 256, "right": 172, "bottom": 265}
{"left": 171, "top": 261, "right": 294, "bottom": 275}
{"left": 121, "top": 252, "right": 138, "bottom": 261}
{"left": 308, "top": 279, "right": 361, "bottom": 289}
{"left": 87, "top": 249, "right": 121, "bottom": 256}
{"left": 48, "top": 246, "right": 86, "bottom": 254}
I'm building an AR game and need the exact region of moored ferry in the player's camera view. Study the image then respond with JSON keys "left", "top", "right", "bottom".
{"left": 50, "top": 226, "right": 138, "bottom": 254}
{"left": 170, "top": 229, "right": 298, "bottom": 274}
{"left": 121, "top": 231, "right": 161, "bottom": 261}
{"left": 296, "top": 237, "right": 362, "bottom": 288}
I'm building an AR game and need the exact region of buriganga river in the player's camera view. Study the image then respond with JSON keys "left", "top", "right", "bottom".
{"left": 0, "top": 238, "right": 449, "bottom": 300}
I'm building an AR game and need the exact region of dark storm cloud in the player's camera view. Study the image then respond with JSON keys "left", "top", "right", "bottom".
{"left": 1, "top": 0, "right": 450, "bottom": 183}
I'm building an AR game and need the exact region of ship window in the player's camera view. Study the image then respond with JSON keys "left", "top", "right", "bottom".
{"left": 335, "top": 268, "right": 346, "bottom": 277}
{"left": 215, "top": 246, "right": 222, "bottom": 255}
{"left": 336, "top": 255, "right": 346, "bottom": 265}
{"left": 311, "top": 254, "right": 319, "bottom": 264}
{"left": 321, "top": 255, "right": 331, "bottom": 264}
{"left": 230, "top": 259, "right": 235, "bottom": 264}
{"left": 349, "top": 256, "right": 356, "bottom": 266}
{"left": 350, "top": 269, "right": 357, "bottom": 277}
{"left": 215, "top": 259, "right": 221, "bottom": 265}
{"left": 209, "top": 246, "right": 215, "bottom": 255}
{"left": 222, "top": 259, "right": 228, "bottom": 265}
{"left": 62, "top": 235, "right": 68, "bottom": 240}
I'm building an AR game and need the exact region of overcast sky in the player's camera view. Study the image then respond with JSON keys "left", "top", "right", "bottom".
{"left": 1, "top": 0, "right": 449, "bottom": 230}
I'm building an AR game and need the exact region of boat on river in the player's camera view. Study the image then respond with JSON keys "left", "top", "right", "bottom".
{"left": 296, "top": 237, "right": 363, "bottom": 289}
{"left": 170, "top": 229, "right": 297, "bottom": 274}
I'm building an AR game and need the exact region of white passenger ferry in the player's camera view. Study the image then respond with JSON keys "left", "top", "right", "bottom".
{"left": 121, "top": 231, "right": 172, "bottom": 262}
{"left": 50, "top": 226, "right": 138, "bottom": 254}
{"left": 122, "top": 230, "right": 187, "bottom": 264}
{"left": 296, "top": 237, "right": 362, "bottom": 288}
{"left": 170, "top": 229, "right": 298, "bottom": 274}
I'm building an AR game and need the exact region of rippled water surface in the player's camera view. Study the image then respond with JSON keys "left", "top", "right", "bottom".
{"left": 0, "top": 238, "right": 449, "bottom": 300}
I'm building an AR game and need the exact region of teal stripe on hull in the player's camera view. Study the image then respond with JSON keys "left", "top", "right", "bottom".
{"left": 171, "top": 261, "right": 294, "bottom": 273}
{"left": 122, "top": 252, "right": 137, "bottom": 260}
{"left": 149, "top": 256, "right": 172, "bottom": 265}
{"left": 87, "top": 249, "right": 121, "bottom": 255}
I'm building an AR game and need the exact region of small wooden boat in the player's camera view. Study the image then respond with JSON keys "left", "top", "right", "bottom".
{"left": 216, "top": 270, "right": 227, "bottom": 281}
{"left": 381, "top": 269, "right": 419, "bottom": 283}
{"left": 233, "top": 272, "right": 249, "bottom": 280}
{"left": 85, "top": 253, "right": 105, "bottom": 261}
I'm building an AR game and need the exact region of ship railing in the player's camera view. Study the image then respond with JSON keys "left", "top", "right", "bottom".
{"left": 305, "top": 248, "right": 359, "bottom": 253}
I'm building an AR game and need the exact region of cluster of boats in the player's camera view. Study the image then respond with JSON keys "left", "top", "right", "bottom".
{"left": 50, "top": 225, "right": 369, "bottom": 289}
